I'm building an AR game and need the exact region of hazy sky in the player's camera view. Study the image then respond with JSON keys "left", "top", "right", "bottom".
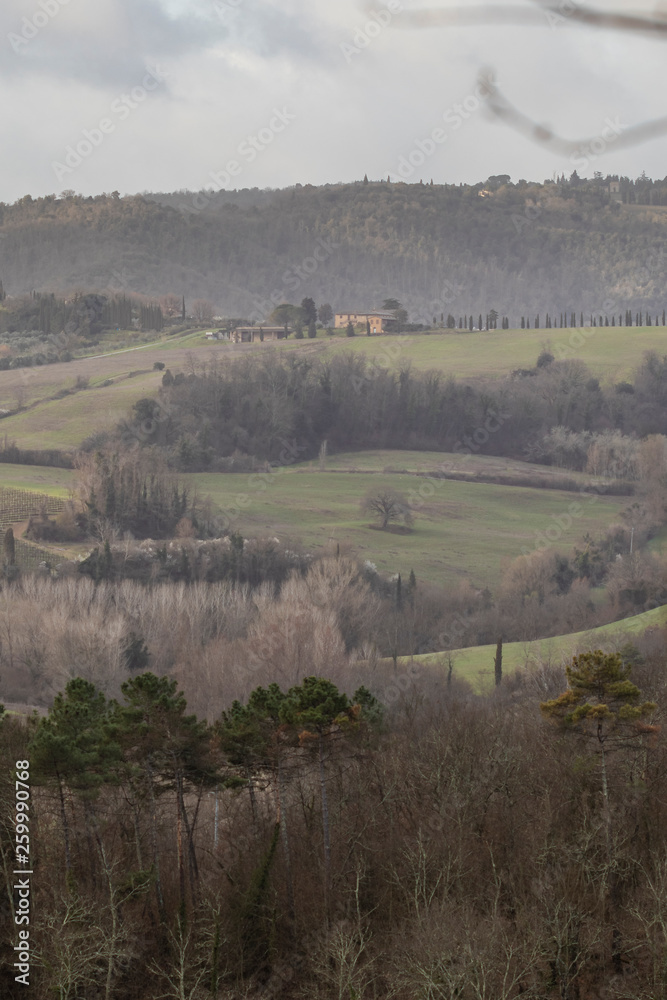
{"left": 1, "top": 0, "right": 666, "bottom": 202}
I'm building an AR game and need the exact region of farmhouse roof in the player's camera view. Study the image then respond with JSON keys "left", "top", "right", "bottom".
{"left": 336, "top": 310, "right": 397, "bottom": 319}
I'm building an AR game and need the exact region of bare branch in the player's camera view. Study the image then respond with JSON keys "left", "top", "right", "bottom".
{"left": 380, "top": 3, "right": 667, "bottom": 37}
{"left": 481, "top": 72, "right": 667, "bottom": 156}
{"left": 370, "top": 2, "right": 667, "bottom": 157}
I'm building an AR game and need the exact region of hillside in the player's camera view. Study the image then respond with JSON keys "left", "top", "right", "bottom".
{"left": 1, "top": 176, "right": 667, "bottom": 320}
{"left": 186, "top": 468, "right": 626, "bottom": 588}
{"left": 3, "top": 326, "right": 666, "bottom": 452}
{"left": 404, "top": 604, "right": 667, "bottom": 691}
{"left": 0, "top": 457, "right": 627, "bottom": 588}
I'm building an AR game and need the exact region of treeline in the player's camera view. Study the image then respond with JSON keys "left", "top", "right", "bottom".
{"left": 0, "top": 438, "right": 74, "bottom": 469}
{"left": 0, "top": 291, "right": 167, "bottom": 370}
{"left": 0, "top": 292, "right": 164, "bottom": 348}
{"left": 446, "top": 309, "right": 666, "bottom": 331}
{"left": 3, "top": 636, "right": 667, "bottom": 998}
{"left": 122, "top": 350, "right": 667, "bottom": 471}
{"left": 0, "top": 290, "right": 129, "bottom": 339}
{"left": 1, "top": 178, "right": 667, "bottom": 318}
{"left": 517, "top": 308, "right": 666, "bottom": 330}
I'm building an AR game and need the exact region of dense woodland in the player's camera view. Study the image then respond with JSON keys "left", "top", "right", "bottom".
{"left": 114, "top": 349, "right": 667, "bottom": 471}
{"left": 3, "top": 637, "right": 667, "bottom": 999}
{"left": 1, "top": 174, "right": 667, "bottom": 319}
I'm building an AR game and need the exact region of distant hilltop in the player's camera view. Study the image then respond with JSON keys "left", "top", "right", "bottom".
{"left": 0, "top": 174, "right": 666, "bottom": 319}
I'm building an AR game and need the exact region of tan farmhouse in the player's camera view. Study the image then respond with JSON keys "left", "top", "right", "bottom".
{"left": 334, "top": 311, "right": 397, "bottom": 334}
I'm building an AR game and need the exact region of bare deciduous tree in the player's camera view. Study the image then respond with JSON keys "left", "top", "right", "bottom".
{"left": 192, "top": 299, "right": 214, "bottom": 325}
{"left": 361, "top": 487, "right": 414, "bottom": 530}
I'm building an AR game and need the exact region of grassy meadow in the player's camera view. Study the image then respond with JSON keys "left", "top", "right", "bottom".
{"left": 0, "top": 462, "right": 74, "bottom": 494}
{"left": 322, "top": 325, "right": 667, "bottom": 381}
{"left": 0, "top": 326, "right": 662, "bottom": 451}
{"left": 188, "top": 467, "right": 626, "bottom": 588}
{"left": 299, "top": 448, "right": 596, "bottom": 487}
{"left": 0, "top": 453, "right": 628, "bottom": 588}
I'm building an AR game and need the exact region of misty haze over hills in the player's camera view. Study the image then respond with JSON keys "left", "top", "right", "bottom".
{"left": 1, "top": 174, "right": 666, "bottom": 322}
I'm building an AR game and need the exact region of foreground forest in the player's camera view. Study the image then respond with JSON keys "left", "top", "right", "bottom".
{"left": 1, "top": 173, "right": 667, "bottom": 319}
{"left": 2, "top": 639, "right": 667, "bottom": 999}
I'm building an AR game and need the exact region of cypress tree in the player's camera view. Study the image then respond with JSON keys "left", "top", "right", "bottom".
{"left": 3, "top": 527, "right": 15, "bottom": 567}
{"left": 494, "top": 636, "right": 503, "bottom": 687}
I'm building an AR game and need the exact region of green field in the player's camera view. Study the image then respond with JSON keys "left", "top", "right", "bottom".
{"left": 0, "top": 372, "right": 162, "bottom": 449}
{"left": 0, "top": 463, "right": 74, "bottom": 494}
{"left": 405, "top": 604, "right": 667, "bottom": 692}
{"left": 0, "top": 326, "right": 662, "bottom": 451}
{"left": 322, "top": 326, "right": 667, "bottom": 381}
{"left": 0, "top": 337, "right": 195, "bottom": 410}
{"left": 299, "top": 449, "right": 596, "bottom": 487}
{"left": 188, "top": 467, "right": 626, "bottom": 588}
{"left": 0, "top": 455, "right": 628, "bottom": 587}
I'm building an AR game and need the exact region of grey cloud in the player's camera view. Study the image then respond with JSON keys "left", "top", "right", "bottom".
{"left": 1, "top": 0, "right": 226, "bottom": 87}
{"left": 1, "top": 0, "right": 339, "bottom": 90}
{"left": 217, "top": 1, "right": 339, "bottom": 66}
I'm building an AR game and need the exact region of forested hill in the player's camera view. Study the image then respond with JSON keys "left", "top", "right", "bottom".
{"left": 1, "top": 175, "right": 667, "bottom": 320}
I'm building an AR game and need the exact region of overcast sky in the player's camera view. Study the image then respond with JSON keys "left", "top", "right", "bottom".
{"left": 1, "top": 0, "right": 666, "bottom": 202}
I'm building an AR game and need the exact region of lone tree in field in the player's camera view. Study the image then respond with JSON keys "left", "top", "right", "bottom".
{"left": 361, "top": 487, "right": 414, "bottom": 530}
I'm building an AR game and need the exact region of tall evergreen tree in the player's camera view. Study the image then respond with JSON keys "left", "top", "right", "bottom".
{"left": 112, "top": 674, "right": 218, "bottom": 915}
{"left": 541, "top": 650, "right": 656, "bottom": 840}
{"left": 29, "top": 678, "right": 119, "bottom": 873}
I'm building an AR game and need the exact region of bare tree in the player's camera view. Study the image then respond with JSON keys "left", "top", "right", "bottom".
{"left": 192, "top": 299, "right": 214, "bottom": 325}
{"left": 161, "top": 294, "right": 182, "bottom": 318}
{"left": 361, "top": 488, "right": 414, "bottom": 530}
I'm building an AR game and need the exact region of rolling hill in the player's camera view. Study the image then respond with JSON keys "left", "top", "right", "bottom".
{"left": 1, "top": 177, "right": 667, "bottom": 321}
{"left": 403, "top": 604, "right": 667, "bottom": 692}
